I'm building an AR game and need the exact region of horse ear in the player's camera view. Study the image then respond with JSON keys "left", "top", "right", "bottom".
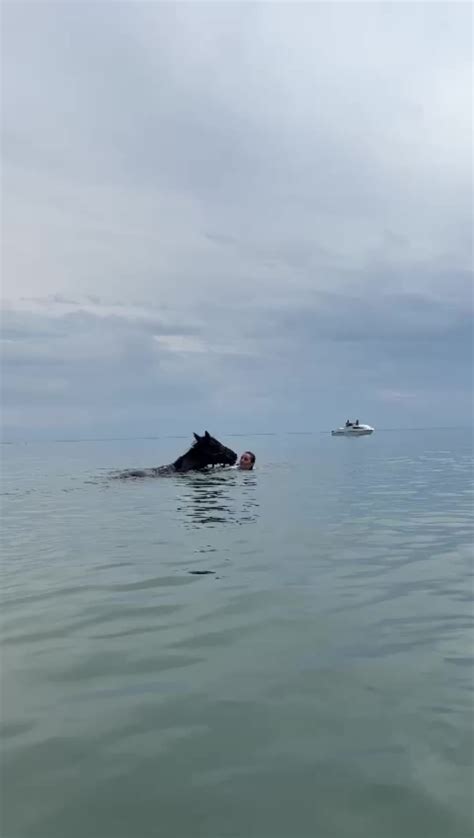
{"left": 194, "top": 432, "right": 201, "bottom": 442}
{"left": 204, "top": 430, "right": 210, "bottom": 438}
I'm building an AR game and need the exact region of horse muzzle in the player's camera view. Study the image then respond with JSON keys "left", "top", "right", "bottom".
{"left": 226, "top": 449, "right": 238, "bottom": 466}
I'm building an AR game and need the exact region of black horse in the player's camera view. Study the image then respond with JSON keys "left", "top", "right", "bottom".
{"left": 116, "top": 431, "right": 237, "bottom": 478}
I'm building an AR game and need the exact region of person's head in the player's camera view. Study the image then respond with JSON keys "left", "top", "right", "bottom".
{"left": 238, "top": 451, "right": 256, "bottom": 470}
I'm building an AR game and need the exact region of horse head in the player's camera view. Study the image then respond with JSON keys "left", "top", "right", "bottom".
{"left": 190, "top": 431, "right": 237, "bottom": 469}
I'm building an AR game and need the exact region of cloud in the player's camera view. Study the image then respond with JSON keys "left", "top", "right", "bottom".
{"left": 1, "top": 2, "right": 472, "bottom": 438}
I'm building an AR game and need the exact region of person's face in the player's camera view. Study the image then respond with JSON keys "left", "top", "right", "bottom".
{"left": 238, "top": 452, "right": 254, "bottom": 470}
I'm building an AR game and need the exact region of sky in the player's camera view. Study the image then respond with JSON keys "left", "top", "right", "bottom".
{"left": 2, "top": 1, "right": 472, "bottom": 440}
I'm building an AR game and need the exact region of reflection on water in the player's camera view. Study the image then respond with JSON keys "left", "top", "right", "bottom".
{"left": 177, "top": 470, "right": 259, "bottom": 528}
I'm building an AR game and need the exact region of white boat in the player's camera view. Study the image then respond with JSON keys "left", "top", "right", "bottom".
{"left": 331, "top": 421, "right": 374, "bottom": 437}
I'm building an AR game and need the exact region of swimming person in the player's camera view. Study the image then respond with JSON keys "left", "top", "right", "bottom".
{"left": 238, "top": 451, "right": 256, "bottom": 470}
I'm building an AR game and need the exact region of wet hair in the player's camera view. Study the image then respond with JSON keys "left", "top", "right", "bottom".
{"left": 243, "top": 451, "right": 256, "bottom": 466}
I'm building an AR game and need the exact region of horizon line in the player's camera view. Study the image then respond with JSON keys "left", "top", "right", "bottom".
{"left": 1, "top": 426, "right": 473, "bottom": 445}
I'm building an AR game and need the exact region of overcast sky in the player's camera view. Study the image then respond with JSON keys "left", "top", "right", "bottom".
{"left": 2, "top": 1, "right": 472, "bottom": 440}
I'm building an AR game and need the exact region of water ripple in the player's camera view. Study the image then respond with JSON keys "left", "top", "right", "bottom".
{"left": 1, "top": 430, "right": 473, "bottom": 838}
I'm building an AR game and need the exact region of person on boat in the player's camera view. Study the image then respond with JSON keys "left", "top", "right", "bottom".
{"left": 345, "top": 419, "right": 352, "bottom": 427}
{"left": 355, "top": 419, "right": 359, "bottom": 426}
{"left": 238, "top": 451, "right": 256, "bottom": 470}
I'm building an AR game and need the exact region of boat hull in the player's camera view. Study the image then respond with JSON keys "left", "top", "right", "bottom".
{"left": 331, "top": 426, "right": 374, "bottom": 437}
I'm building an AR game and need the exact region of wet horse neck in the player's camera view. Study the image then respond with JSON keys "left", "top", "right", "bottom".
{"left": 173, "top": 453, "right": 196, "bottom": 472}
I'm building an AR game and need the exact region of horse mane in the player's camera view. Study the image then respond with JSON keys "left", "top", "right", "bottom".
{"left": 172, "top": 437, "right": 200, "bottom": 470}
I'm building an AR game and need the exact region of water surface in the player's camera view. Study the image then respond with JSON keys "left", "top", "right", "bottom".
{"left": 1, "top": 429, "right": 473, "bottom": 837}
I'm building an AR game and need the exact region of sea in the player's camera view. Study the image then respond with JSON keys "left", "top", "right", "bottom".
{"left": 1, "top": 428, "right": 473, "bottom": 838}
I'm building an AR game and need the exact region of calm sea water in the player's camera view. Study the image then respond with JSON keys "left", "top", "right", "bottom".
{"left": 1, "top": 429, "right": 473, "bottom": 838}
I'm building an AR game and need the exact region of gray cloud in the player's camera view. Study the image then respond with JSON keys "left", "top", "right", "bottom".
{"left": 1, "top": 2, "right": 472, "bottom": 438}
